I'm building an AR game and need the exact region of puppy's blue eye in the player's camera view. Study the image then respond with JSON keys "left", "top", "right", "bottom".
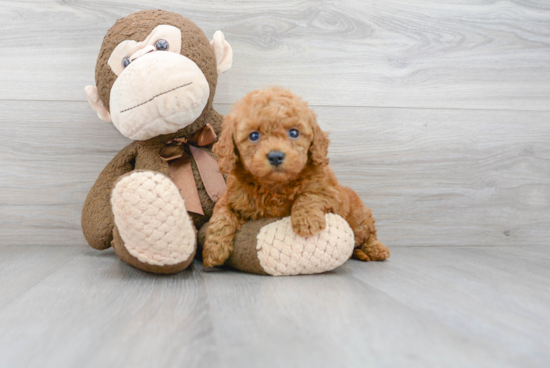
{"left": 249, "top": 131, "right": 261, "bottom": 142}
{"left": 288, "top": 129, "right": 300, "bottom": 139}
{"left": 155, "top": 39, "right": 169, "bottom": 51}
{"left": 123, "top": 58, "right": 131, "bottom": 68}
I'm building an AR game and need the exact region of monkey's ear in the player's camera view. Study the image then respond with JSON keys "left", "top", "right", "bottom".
{"left": 210, "top": 31, "right": 233, "bottom": 74}
{"left": 84, "top": 85, "right": 112, "bottom": 123}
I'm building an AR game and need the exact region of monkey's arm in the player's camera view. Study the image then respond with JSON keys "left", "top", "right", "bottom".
{"left": 81, "top": 142, "right": 139, "bottom": 250}
{"left": 209, "top": 109, "right": 224, "bottom": 137}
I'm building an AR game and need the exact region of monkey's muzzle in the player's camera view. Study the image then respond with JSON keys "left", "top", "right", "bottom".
{"left": 109, "top": 52, "right": 210, "bottom": 141}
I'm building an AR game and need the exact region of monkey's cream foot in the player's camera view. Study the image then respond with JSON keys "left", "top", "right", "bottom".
{"left": 198, "top": 214, "right": 355, "bottom": 276}
{"left": 255, "top": 214, "right": 354, "bottom": 276}
{"left": 111, "top": 171, "right": 196, "bottom": 272}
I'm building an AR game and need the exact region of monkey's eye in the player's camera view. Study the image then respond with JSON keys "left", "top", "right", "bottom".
{"left": 249, "top": 131, "right": 261, "bottom": 142}
{"left": 155, "top": 39, "right": 169, "bottom": 51}
{"left": 123, "top": 58, "right": 131, "bottom": 68}
{"left": 288, "top": 129, "right": 300, "bottom": 139}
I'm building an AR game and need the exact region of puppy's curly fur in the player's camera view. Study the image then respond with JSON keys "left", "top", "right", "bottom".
{"left": 203, "top": 87, "right": 390, "bottom": 267}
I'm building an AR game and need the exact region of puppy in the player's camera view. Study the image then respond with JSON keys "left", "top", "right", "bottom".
{"left": 203, "top": 87, "right": 390, "bottom": 267}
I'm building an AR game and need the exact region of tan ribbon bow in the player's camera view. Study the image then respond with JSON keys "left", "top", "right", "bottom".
{"left": 159, "top": 123, "right": 226, "bottom": 215}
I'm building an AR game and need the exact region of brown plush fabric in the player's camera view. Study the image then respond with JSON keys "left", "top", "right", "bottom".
{"left": 112, "top": 226, "right": 195, "bottom": 274}
{"left": 82, "top": 142, "right": 139, "bottom": 250}
{"left": 199, "top": 219, "right": 280, "bottom": 275}
{"left": 134, "top": 139, "right": 219, "bottom": 229}
{"left": 82, "top": 10, "right": 226, "bottom": 274}
{"left": 81, "top": 134, "right": 219, "bottom": 253}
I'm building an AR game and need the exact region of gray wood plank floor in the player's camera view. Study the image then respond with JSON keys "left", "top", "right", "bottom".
{"left": 0, "top": 244, "right": 548, "bottom": 368}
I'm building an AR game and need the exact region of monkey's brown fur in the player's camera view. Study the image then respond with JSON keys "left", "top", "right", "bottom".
{"left": 95, "top": 10, "right": 218, "bottom": 116}
{"left": 82, "top": 10, "right": 223, "bottom": 272}
{"left": 203, "top": 87, "right": 390, "bottom": 267}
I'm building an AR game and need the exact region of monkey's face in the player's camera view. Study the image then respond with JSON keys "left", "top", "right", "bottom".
{"left": 108, "top": 25, "right": 209, "bottom": 140}
{"left": 85, "top": 11, "right": 232, "bottom": 141}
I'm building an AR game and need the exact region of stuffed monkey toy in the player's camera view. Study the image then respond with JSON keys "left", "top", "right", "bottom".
{"left": 82, "top": 10, "right": 355, "bottom": 275}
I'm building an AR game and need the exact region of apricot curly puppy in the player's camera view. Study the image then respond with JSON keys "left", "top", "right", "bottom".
{"left": 203, "top": 87, "right": 390, "bottom": 267}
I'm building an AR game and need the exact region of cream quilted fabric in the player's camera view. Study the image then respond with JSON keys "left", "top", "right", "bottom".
{"left": 111, "top": 171, "right": 196, "bottom": 266}
{"left": 256, "top": 213, "right": 355, "bottom": 276}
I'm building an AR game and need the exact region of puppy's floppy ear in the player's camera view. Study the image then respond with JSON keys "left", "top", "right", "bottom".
{"left": 308, "top": 110, "right": 330, "bottom": 166}
{"left": 214, "top": 114, "right": 239, "bottom": 173}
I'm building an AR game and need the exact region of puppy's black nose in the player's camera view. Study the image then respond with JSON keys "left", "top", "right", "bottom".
{"left": 267, "top": 151, "right": 285, "bottom": 167}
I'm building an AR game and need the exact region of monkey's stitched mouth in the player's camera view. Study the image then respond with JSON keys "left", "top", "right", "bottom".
{"left": 120, "top": 82, "right": 193, "bottom": 113}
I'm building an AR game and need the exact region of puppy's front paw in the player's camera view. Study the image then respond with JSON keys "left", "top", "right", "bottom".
{"left": 203, "top": 239, "right": 233, "bottom": 268}
{"left": 291, "top": 210, "right": 327, "bottom": 237}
